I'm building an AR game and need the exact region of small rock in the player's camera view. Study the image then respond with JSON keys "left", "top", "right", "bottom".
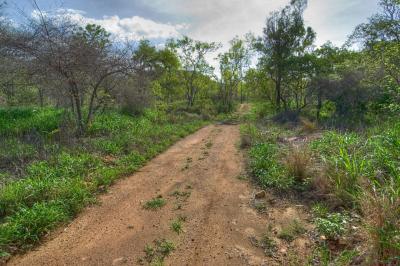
{"left": 320, "top": 235, "right": 327, "bottom": 241}
{"left": 279, "top": 248, "right": 287, "bottom": 255}
{"left": 255, "top": 191, "right": 267, "bottom": 199}
{"left": 127, "top": 225, "right": 134, "bottom": 229}
{"left": 112, "top": 257, "right": 127, "bottom": 265}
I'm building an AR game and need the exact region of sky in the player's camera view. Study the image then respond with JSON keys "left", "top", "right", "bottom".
{"left": 5, "top": 0, "right": 380, "bottom": 50}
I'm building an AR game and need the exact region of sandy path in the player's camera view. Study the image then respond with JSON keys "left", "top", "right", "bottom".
{"left": 9, "top": 124, "right": 275, "bottom": 266}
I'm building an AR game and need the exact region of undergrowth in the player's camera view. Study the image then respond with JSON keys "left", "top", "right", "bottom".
{"left": 0, "top": 107, "right": 207, "bottom": 257}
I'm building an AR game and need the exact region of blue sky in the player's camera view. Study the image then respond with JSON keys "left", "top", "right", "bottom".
{"left": 6, "top": 0, "right": 380, "bottom": 47}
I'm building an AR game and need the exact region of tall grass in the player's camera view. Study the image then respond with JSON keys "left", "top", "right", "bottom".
{"left": 311, "top": 122, "right": 400, "bottom": 262}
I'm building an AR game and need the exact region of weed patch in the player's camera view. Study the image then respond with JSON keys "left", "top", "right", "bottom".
{"left": 144, "top": 197, "right": 167, "bottom": 210}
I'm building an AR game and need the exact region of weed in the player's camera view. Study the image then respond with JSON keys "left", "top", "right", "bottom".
{"left": 300, "top": 117, "right": 317, "bottom": 133}
{"left": 260, "top": 234, "right": 278, "bottom": 257}
{"left": 143, "top": 239, "right": 175, "bottom": 264}
{"left": 312, "top": 203, "right": 329, "bottom": 218}
{"left": 254, "top": 202, "right": 267, "bottom": 213}
{"left": 171, "top": 190, "right": 191, "bottom": 200}
{"left": 237, "top": 175, "right": 248, "bottom": 181}
{"left": 278, "top": 219, "right": 306, "bottom": 242}
{"left": 205, "top": 141, "right": 213, "bottom": 149}
{"left": 144, "top": 197, "right": 166, "bottom": 210}
{"left": 315, "top": 213, "right": 348, "bottom": 240}
{"left": 170, "top": 217, "right": 184, "bottom": 234}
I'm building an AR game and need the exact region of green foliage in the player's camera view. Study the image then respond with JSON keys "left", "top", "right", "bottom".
{"left": 143, "top": 197, "right": 166, "bottom": 210}
{"left": 0, "top": 107, "right": 64, "bottom": 136}
{"left": 315, "top": 213, "right": 348, "bottom": 240}
{"left": 144, "top": 239, "right": 175, "bottom": 265}
{"left": 0, "top": 201, "right": 69, "bottom": 250}
{"left": 170, "top": 216, "right": 185, "bottom": 235}
{"left": 0, "top": 107, "right": 206, "bottom": 256}
{"left": 249, "top": 143, "right": 294, "bottom": 190}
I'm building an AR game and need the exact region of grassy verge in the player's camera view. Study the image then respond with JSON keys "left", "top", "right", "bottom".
{"left": 241, "top": 103, "right": 400, "bottom": 264}
{"left": 0, "top": 107, "right": 207, "bottom": 258}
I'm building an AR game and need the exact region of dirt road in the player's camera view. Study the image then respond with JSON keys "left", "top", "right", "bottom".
{"left": 9, "top": 124, "right": 310, "bottom": 266}
{"left": 9, "top": 125, "right": 310, "bottom": 266}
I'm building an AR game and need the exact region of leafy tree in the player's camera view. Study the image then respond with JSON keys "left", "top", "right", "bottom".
{"left": 170, "top": 36, "right": 220, "bottom": 107}
{"left": 350, "top": 0, "right": 400, "bottom": 114}
{"left": 256, "top": 0, "right": 315, "bottom": 111}
{"left": 350, "top": 0, "right": 400, "bottom": 47}
{"left": 218, "top": 37, "right": 251, "bottom": 112}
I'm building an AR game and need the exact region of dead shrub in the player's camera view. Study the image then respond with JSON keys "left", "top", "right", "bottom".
{"left": 240, "top": 134, "right": 252, "bottom": 149}
{"left": 285, "top": 147, "right": 312, "bottom": 183}
{"left": 361, "top": 187, "right": 400, "bottom": 264}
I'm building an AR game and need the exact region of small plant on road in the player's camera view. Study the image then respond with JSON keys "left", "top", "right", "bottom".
{"left": 144, "top": 197, "right": 166, "bottom": 210}
{"left": 170, "top": 215, "right": 186, "bottom": 234}
{"left": 143, "top": 239, "right": 175, "bottom": 265}
{"left": 206, "top": 141, "right": 213, "bottom": 149}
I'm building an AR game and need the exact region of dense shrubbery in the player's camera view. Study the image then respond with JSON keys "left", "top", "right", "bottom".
{"left": 0, "top": 106, "right": 207, "bottom": 256}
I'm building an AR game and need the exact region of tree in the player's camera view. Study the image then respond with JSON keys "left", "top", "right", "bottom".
{"left": 218, "top": 37, "right": 251, "bottom": 112}
{"left": 2, "top": 15, "right": 130, "bottom": 134}
{"left": 350, "top": 0, "right": 400, "bottom": 47}
{"left": 156, "top": 48, "right": 181, "bottom": 103}
{"left": 257, "top": 0, "right": 315, "bottom": 110}
{"left": 349, "top": 0, "right": 400, "bottom": 113}
{"left": 170, "top": 36, "right": 220, "bottom": 107}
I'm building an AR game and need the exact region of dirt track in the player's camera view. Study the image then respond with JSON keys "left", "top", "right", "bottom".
{"left": 8, "top": 125, "right": 258, "bottom": 265}
{"left": 9, "top": 123, "right": 311, "bottom": 266}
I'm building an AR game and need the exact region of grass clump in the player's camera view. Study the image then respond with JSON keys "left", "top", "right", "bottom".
{"left": 143, "top": 239, "right": 175, "bottom": 265}
{"left": 144, "top": 197, "right": 166, "bottom": 210}
{"left": 170, "top": 216, "right": 186, "bottom": 235}
{"left": 259, "top": 234, "right": 278, "bottom": 257}
{"left": 278, "top": 219, "right": 306, "bottom": 242}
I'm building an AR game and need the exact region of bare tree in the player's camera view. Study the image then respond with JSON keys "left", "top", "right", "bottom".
{"left": 2, "top": 8, "right": 131, "bottom": 134}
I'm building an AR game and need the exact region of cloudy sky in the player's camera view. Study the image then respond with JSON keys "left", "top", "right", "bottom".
{"left": 7, "top": 0, "right": 380, "bottom": 47}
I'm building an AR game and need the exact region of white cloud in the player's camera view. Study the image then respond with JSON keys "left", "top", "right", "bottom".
{"left": 142, "top": 0, "right": 379, "bottom": 46}
{"left": 34, "top": 8, "right": 187, "bottom": 41}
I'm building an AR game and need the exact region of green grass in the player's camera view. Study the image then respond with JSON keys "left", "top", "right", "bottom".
{"left": 144, "top": 197, "right": 167, "bottom": 210}
{"left": 0, "top": 107, "right": 207, "bottom": 256}
{"left": 249, "top": 143, "right": 294, "bottom": 190}
{"left": 143, "top": 239, "right": 175, "bottom": 265}
{"left": 0, "top": 107, "right": 64, "bottom": 136}
{"left": 243, "top": 103, "right": 400, "bottom": 264}
{"left": 170, "top": 216, "right": 185, "bottom": 234}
